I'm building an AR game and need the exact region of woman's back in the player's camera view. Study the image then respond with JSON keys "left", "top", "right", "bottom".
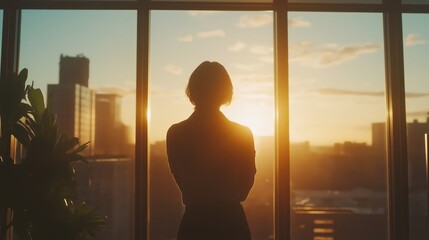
{"left": 167, "top": 109, "right": 256, "bottom": 205}
{"left": 166, "top": 61, "right": 256, "bottom": 239}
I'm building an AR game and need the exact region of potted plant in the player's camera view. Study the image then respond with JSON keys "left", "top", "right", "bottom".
{"left": 0, "top": 69, "right": 106, "bottom": 240}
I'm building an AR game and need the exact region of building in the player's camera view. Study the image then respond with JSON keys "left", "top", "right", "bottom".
{"left": 47, "top": 55, "right": 95, "bottom": 155}
{"left": 94, "top": 93, "right": 131, "bottom": 155}
{"left": 371, "top": 117, "right": 429, "bottom": 190}
{"left": 407, "top": 117, "right": 429, "bottom": 190}
{"left": 59, "top": 54, "right": 90, "bottom": 87}
{"left": 75, "top": 157, "right": 135, "bottom": 240}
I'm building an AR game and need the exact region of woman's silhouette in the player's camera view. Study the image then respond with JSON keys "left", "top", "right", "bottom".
{"left": 166, "top": 61, "right": 256, "bottom": 240}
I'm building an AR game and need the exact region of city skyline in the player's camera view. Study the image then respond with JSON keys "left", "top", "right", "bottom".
{"left": 18, "top": 11, "right": 429, "bottom": 146}
{"left": 47, "top": 54, "right": 132, "bottom": 156}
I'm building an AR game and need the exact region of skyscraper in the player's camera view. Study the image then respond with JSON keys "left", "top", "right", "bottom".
{"left": 94, "top": 93, "right": 130, "bottom": 155}
{"left": 59, "top": 54, "right": 90, "bottom": 87}
{"left": 47, "top": 55, "right": 95, "bottom": 155}
{"left": 407, "top": 117, "right": 429, "bottom": 190}
{"left": 371, "top": 118, "right": 429, "bottom": 190}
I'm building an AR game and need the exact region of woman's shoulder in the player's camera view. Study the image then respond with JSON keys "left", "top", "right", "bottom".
{"left": 226, "top": 119, "right": 253, "bottom": 138}
{"left": 167, "top": 118, "right": 192, "bottom": 137}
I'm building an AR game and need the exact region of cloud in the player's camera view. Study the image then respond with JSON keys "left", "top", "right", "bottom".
{"left": 177, "top": 29, "right": 225, "bottom": 43}
{"left": 249, "top": 45, "right": 273, "bottom": 55}
{"left": 288, "top": 18, "right": 311, "bottom": 28}
{"left": 290, "top": 42, "right": 381, "bottom": 68}
{"left": 164, "top": 65, "right": 183, "bottom": 75}
{"left": 187, "top": 11, "right": 217, "bottom": 17}
{"left": 407, "top": 110, "right": 429, "bottom": 118}
{"left": 406, "top": 92, "right": 429, "bottom": 98}
{"left": 197, "top": 29, "right": 225, "bottom": 38}
{"left": 313, "top": 88, "right": 384, "bottom": 97}
{"left": 237, "top": 14, "right": 272, "bottom": 28}
{"left": 229, "top": 41, "right": 247, "bottom": 52}
{"left": 404, "top": 33, "right": 426, "bottom": 46}
{"left": 177, "top": 35, "right": 193, "bottom": 42}
{"left": 313, "top": 88, "right": 429, "bottom": 98}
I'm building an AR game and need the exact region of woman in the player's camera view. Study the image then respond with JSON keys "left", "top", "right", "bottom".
{"left": 166, "top": 61, "right": 256, "bottom": 240}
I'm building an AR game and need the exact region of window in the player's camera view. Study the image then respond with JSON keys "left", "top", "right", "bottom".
{"left": 19, "top": 10, "right": 137, "bottom": 240}
{"left": 0, "top": 1, "right": 426, "bottom": 240}
{"left": 289, "top": 12, "right": 388, "bottom": 240}
{"left": 403, "top": 13, "right": 429, "bottom": 240}
{"left": 149, "top": 10, "right": 274, "bottom": 240}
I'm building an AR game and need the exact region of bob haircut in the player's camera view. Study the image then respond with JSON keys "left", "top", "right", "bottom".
{"left": 186, "top": 61, "right": 233, "bottom": 108}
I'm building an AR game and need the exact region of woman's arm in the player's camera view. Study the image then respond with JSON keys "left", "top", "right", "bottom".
{"left": 166, "top": 125, "right": 184, "bottom": 190}
{"left": 239, "top": 127, "right": 257, "bottom": 201}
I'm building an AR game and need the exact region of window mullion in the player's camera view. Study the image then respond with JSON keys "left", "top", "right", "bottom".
{"left": 136, "top": 7, "right": 150, "bottom": 240}
{"left": 0, "top": 4, "right": 21, "bottom": 240}
{"left": 383, "top": 5, "right": 409, "bottom": 240}
{"left": 274, "top": 5, "right": 290, "bottom": 240}
{"left": 1, "top": 5, "right": 20, "bottom": 78}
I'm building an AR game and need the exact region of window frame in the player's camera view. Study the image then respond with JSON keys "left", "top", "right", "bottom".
{"left": 1, "top": 0, "right": 429, "bottom": 239}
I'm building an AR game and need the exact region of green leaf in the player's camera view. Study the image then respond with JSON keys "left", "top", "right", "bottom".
{"left": 12, "top": 122, "right": 31, "bottom": 147}
{"left": 64, "top": 153, "right": 88, "bottom": 164}
{"left": 18, "top": 102, "right": 33, "bottom": 116}
{"left": 2, "top": 71, "right": 104, "bottom": 239}
{"left": 17, "top": 68, "right": 28, "bottom": 86}
{"left": 23, "top": 117, "right": 37, "bottom": 138}
{"left": 28, "top": 87, "right": 45, "bottom": 122}
{"left": 71, "top": 142, "right": 89, "bottom": 155}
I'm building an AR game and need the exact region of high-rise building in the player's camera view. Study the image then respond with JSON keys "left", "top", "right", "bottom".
{"left": 371, "top": 118, "right": 429, "bottom": 190}
{"left": 59, "top": 54, "right": 90, "bottom": 87}
{"left": 47, "top": 55, "right": 95, "bottom": 155}
{"left": 94, "top": 93, "right": 130, "bottom": 155}
{"left": 407, "top": 117, "right": 429, "bottom": 190}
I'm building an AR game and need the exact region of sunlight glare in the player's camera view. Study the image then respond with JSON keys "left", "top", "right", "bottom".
{"left": 226, "top": 104, "right": 274, "bottom": 137}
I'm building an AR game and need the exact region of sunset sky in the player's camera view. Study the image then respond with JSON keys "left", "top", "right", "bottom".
{"left": 18, "top": 10, "right": 429, "bottom": 145}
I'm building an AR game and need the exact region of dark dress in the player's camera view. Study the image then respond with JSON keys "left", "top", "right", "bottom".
{"left": 166, "top": 109, "right": 256, "bottom": 240}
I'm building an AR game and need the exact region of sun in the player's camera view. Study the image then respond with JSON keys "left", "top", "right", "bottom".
{"left": 223, "top": 103, "right": 274, "bottom": 137}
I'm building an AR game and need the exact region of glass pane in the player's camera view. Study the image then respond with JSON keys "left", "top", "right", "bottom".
{"left": 289, "top": 12, "right": 388, "bottom": 240}
{"left": 20, "top": 10, "right": 137, "bottom": 240}
{"left": 288, "top": 0, "right": 380, "bottom": 4}
{"left": 149, "top": 11, "right": 274, "bottom": 240}
{"left": 403, "top": 13, "right": 429, "bottom": 240}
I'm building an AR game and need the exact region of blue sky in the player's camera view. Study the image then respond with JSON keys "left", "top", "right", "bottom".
{"left": 17, "top": 10, "right": 429, "bottom": 145}
{"left": 20, "top": 10, "right": 138, "bottom": 137}
{"left": 20, "top": 10, "right": 137, "bottom": 92}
